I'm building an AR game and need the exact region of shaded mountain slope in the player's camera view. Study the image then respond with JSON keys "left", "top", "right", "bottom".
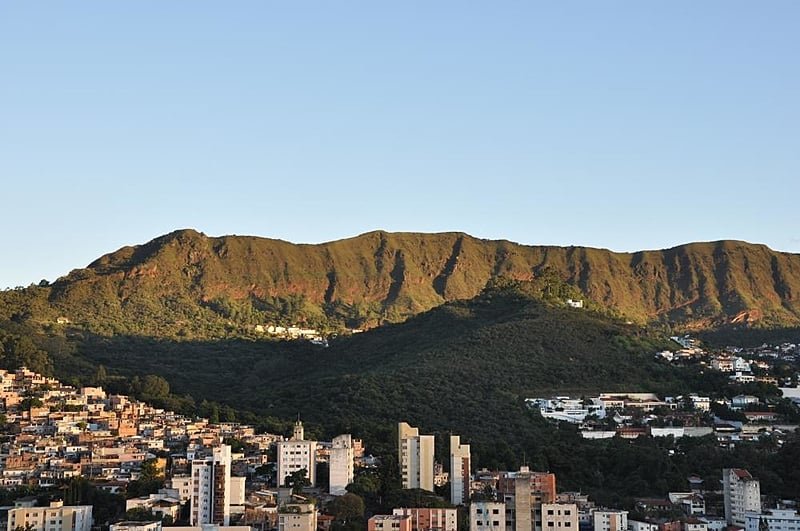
{"left": 65, "top": 281, "right": 688, "bottom": 466}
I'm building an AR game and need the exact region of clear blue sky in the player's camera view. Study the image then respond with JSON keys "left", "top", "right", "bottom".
{"left": 1, "top": 2, "right": 798, "bottom": 288}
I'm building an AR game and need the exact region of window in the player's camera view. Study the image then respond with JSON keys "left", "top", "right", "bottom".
{"left": 493, "top": 509, "right": 500, "bottom": 515}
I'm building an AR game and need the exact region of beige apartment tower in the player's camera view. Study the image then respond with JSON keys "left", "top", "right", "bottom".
{"left": 7, "top": 501, "right": 92, "bottom": 531}
{"left": 450, "top": 435, "right": 471, "bottom": 506}
{"left": 398, "top": 422, "right": 435, "bottom": 491}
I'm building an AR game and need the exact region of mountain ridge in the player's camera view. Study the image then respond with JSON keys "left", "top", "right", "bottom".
{"left": 5, "top": 229, "right": 800, "bottom": 335}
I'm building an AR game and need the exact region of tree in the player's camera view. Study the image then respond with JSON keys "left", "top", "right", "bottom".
{"left": 140, "top": 375, "right": 170, "bottom": 399}
{"left": 125, "top": 507, "right": 158, "bottom": 522}
{"left": 284, "top": 468, "right": 311, "bottom": 494}
{"left": 126, "top": 459, "right": 165, "bottom": 498}
{"left": 94, "top": 365, "right": 108, "bottom": 385}
{"left": 328, "top": 493, "right": 365, "bottom": 531}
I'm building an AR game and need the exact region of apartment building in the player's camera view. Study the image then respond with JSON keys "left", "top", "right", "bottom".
{"left": 398, "top": 422, "right": 434, "bottom": 491}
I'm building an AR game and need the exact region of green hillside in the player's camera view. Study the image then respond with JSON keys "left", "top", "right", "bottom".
{"left": 4, "top": 278, "right": 800, "bottom": 503}
{"left": 39, "top": 280, "right": 685, "bottom": 461}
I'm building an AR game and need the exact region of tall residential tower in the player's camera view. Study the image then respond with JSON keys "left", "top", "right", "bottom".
{"left": 398, "top": 422, "right": 435, "bottom": 491}
{"left": 450, "top": 435, "right": 471, "bottom": 505}
{"left": 190, "top": 445, "right": 232, "bottom": 526}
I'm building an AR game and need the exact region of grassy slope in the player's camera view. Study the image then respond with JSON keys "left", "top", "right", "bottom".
{"left": 4, "top": 230, "right": 800, "bottom": 339}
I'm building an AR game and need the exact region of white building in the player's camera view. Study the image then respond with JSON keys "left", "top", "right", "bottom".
{"left": 110, "top": 523, "right": 162, "bottom": 531}
{"left": 628, "top": 520, "right": 659, "bottom": 531}
{"left": 723, "top": 468, "right": 761, "bottom": 526}
{"left": 731, "top": 396, "right": 760, "bottom": 410}
{"left": 190, "top": 445, "right": 232, "bottom": 526}
{"left": 689, "top": 395, "right": 711, "bottom": 412}
{"left": 168, "top": 475, "right": 192, "bottom": 502}
{"left": 593, "top": 510, "right": 627, "bottom": 531}
{"left": 470, "top": 501, "right": 506, "bottom": 531}
{"left": 7, "top": 501, "right": 92, "bottom": 531}
{"left": 125, "top": 490, "right": 181, "bottom": 522}
{"left": 450, "top": 435, "right": 471, "bottom": 506}
{"left": 329, "top": 434, "right": 355, "bottom": 495}
{"left": 526, "top": 397, "right": 606, "bottom": 423}
{"left": 733, "top": 357, "right": 752, "bottom": 372}
{"left": 277, "top": 420, "right": 317, "bottom": 488}
{"left": 745, "top": 510, "right": 800, "bottom": 531}
{"left": 398, "top": 422, "right": 434, "bottom": 491}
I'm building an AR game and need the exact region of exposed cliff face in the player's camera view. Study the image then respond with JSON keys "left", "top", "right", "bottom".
{"left": 22, "top": 229, "right": 800, "bottom": 332}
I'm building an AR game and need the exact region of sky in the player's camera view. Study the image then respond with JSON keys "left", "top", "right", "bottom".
{"left": 1, "top": 2, "right": 799, "bottom": 288}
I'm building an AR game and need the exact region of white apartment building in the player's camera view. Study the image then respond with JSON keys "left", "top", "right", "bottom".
{"left": 745, "top": 510, "right": 800, "bottom": 531}
{"left": 277, "top": 420, "right": 317, "bottom": 488}
{"left": 329, "top": 434, "right": 354, "bottom": 496}
{"left": 190, "top": 445, "right": 232, "bottom": 526}
{"left": 398, "top": 422, "right": 434, "bottom": 491}
{"left": 593, "top": 510, "right": 627, "bottom": 531}
{"left": 7, "top": 501, "right": 92, "bottom": 531}
{"left": 450, "top": 435, "right": 471, "bottom": 506}
{"left": 723, "top": 469, "right": 761, "bottom": 526}
{"left": 470, "top": 501, "right": 506, "bottom": 531}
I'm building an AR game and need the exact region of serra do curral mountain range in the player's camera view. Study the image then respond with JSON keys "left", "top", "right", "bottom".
{"left": 5, "top": 228, "right": 800, "bottom": 336}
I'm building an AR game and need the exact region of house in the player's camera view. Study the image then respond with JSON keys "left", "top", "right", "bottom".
{"left": 731, "top": 396, "right": 760, "bottom": 410}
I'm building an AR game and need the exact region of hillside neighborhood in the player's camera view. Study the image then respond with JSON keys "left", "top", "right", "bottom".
{"left": 0, "top": 359, "right": 798, "bottom": 531}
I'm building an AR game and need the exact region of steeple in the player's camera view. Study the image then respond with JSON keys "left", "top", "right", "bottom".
{"left": 292, "top": 417, "right": 304, "bottom": 441}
